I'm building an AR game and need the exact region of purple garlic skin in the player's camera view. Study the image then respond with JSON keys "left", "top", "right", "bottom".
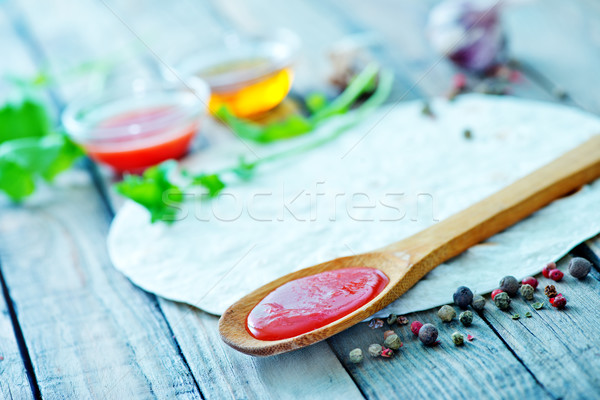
{"left": 427, "top": 0, "right": 507, "bottom": 73}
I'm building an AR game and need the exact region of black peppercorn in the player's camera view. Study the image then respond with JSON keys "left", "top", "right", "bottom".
{"left": 418, "top": 323, "right": 439, "bottom": 346}
{"left": 499, "top": 276, "right": 519, "bottom": 297}
{"left": 568, "top": 257, "right": 592, "bottom": 279}
{"left": 453, "top": 286, "right": 474, "bottom": 310}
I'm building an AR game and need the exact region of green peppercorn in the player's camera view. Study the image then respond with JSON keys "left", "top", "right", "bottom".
{"left": 494, "top": 292, "right": 511, "bottom": 310}
{"left": 471, "top": 295, "right": 486, "bottom": 312}
{"left": 383, "top": 334, "right": 402, "bottom": 350}
{"left": 368, "top": 344, "right": 382, "bottom": 357}
{"left": 438, "top": 305, "right": 456, "bottom": 322}
{"left": 520, "top": 284, "right": 535, "bottom": 301}
{"left": 349, "top": 348, "right": 363, "bottom": 363}
{"left": 459, "top": 310, "right": 473, "bottom": 326}
{"left": 451, "top": 331, "right": 464, "bottom": 346}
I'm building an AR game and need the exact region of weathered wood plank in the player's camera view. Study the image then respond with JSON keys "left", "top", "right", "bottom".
{"left": 482, "top": 256, "right": 600, "bottom": 399}
{"left": 0, "top": 175, "right": 202, "bottom": 399}
{"left": 159, "top": 300, "right": 364, "bottom": 400}
{"left": 328, "top": 307, "right": 549, "bottom": 399}
{"left": 0, "top": 276, "right": 34, "bottom": 400}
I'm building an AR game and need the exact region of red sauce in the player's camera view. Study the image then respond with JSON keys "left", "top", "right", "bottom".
{"left": 247, "top": 267, "right": 389, "bottom": 341}
{"left": 85, "top": 106, "right": 199, "bottom": 173}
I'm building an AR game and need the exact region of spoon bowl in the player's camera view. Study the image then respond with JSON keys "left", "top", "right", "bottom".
{"left": 219, "top": 135, "right": 600, "bottom": 356}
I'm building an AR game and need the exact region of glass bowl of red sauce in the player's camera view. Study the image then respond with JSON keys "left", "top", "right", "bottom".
{"left": 62, "top": 79, "right": 210, "bottom": 173}
{"left": 173, "top": 30, "right": 300, "bottom": 118}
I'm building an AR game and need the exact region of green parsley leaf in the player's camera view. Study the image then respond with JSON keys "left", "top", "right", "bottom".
{"left": 231, "top": 157, "right": 257, "bottom": 181}
{"left": 0, "top": 159, "right": 36, "bottom": 201}
{"left": 115, "top": 161, "right": 184, "bottom": 223}
{"left": 192, "top": 173, "right": 226, "bottom": 197}
{"left": 305, "top": 92, "right": 329, "bottom": 114}
{"left": 0, "top": 99, "right": 50, "bottom": 144}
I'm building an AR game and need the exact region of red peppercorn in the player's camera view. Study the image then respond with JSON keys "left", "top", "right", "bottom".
{"left": 549, "top": 269, "right": 564, "bottom": 282}
{"left": 381, "top": 347, "right": 394, "bottom": 358}
{"left": 453, "top": 73, "right": 467, "bottom": 90}
{"left": 551, "top": 294, "right": 567, "bottom": 309}
{"left": 521, "top": 277, "right": 538, "bottom": 289}
{"left": 491, "top": 289, "right": 504, "bottom": 300}
{"left": 411, "top": 321, "right": 423, "bottom": 336}
{"left": 542, "top": 262, "right": 557, "bottom": 278}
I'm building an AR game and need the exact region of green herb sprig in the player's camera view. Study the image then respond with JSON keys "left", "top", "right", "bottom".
{"left": 116, "top": 66, "right": 394, "bottom": 223}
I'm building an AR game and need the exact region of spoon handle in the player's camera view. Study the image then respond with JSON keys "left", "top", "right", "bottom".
{"left": 384, "top": 135, "right": 600, "bottom": 268}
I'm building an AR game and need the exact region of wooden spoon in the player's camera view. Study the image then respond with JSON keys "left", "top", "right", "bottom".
{"left": 219, "top": 135, "right": 600, "bottom": 356}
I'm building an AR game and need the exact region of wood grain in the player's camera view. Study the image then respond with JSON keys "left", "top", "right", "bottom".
{"left": 482, "top": 257, "right": 600, "bottom": 399}
{"left": 328, "top": 308, "right": 549, "bottom": 399}
{"left": 160, "top": 300, "right": 364, "bottom": 400}
{"left": 0, "top": 176, "right": 202, "bottom": 399}
{"left": 219, "top": 135, "right": 600, "bottom": 356}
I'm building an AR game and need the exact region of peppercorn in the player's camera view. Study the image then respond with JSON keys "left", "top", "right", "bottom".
{"left": 491, "top": 289, "right": 504, "bottom": 300}
{"left": 451, "top": 332, "right": 464, "bottom": 346}
{"left": 397, "top": 315, "right": 409, "bottom": 325}
{"left": 532, "top": 302, "right": 544, "bottom": 310}
{"left": 418, "top": 323, "right": 438, "bottom": 346}
{"left": 369, "top": 319, "right": 384, "bottom": 329}
{"left": 438, "top": 305, "right": 456, "bottom": 322}
{"left": 387, "top": 314, "right": 398, "bottom": 325}
{"left": 381, "top": 348, "right": 394, "bottom": 358}
{"left": 494, "top": 292, "right": 511, "bottom": 310}
{"left": 544, "top": 285, "right": 557, "bottom": 298}
{"left": 520, "top": 284, "right": 535, "bottom": 301}
{"left": 471, "top": 295, "right": 485, "bottom": 311}
{"left": 453, "top": 286, "right": 473, "bottom": 310}
{"left": 549, "top": 269, "right": 564, "bottom": 282}
{"left": 411, "top": 321, "right": 423, "bottom": 336}
{"left": 368, "top": 344, "right": 382, "bottom": 357}
{"left": 384, "top": 334, "right": 403, "bottom": 350}
{"left": 459, "top": 310, "right": 473, "bottom": 327}
{"left": 550, "top": 294, "right": 567, "bottom": 309}
{"left": 349, "top": 348, "right": 363, "bottom": 363}
{"left": 542, "top": 262, "right": 557, "bottom": 278}
{"left": 521, "top": 276, "right": 538, "bottom": 289}
{"left": 384, "top": 330, "right": 395, "bottom": 340}
{"left": 499, "top": 276, "right": 519, "bottom": 297}
{"left": 568, "top": 257, "right": 592, "bottom": 279}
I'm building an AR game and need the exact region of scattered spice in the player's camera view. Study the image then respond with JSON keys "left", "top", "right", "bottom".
{"left": 542, "top": 262, "right": 557, "bottom": 278}
{"left": 451, "top": 332, "right": 465, "bottom": 346}
{"left": 384, "top": 330, "right": 396, "bottom": 340}
{"left": 397, "top": 315, "right": 409, "bottom": 325}
{"left": 381, "top": 347, "right": 394, "bottom": 358}
{"left": 532, "top": 302, "right": 544, "bottom": 310}
{"left": 438, "top": 305, "right": 456, "bottom": 322}
{"left": 387, "top": 314, "right": 398, "bottom": 325}
{"left": 349, "top": 348, "right": 363, "bottom": 363}
{"left": 544, "top": 285, "right": 557, "bottom": 298}
{"left": 368, "top": 343, "right": 383, "bottom": 357}
{"left": 521, "top": 276, "right": 538, "bottom": 289}
{"left": 549, "top": 269, "right": 564, "bottom": 282}
{"left": 0, "top": 355, "right": 3, "bottom": 361}
{"left": 421, "top": 102, "right": 435, "bottom": 118}
{"left": 418, "top": 323, "right": 439, "bottom": 346}
{"left": 472, "top": 295, "right": 486, "bottom": 312}
{"left": 463, "top": 128, "right": 473, "bottom": 139}
{"left": 384, "top": 334, "right": 403, "bottom": 350}
{"left": 369, "top": 319, "right": 384, "bottom": 329}
{"left": 568, "top": 257, "right": 592, "bottom": 279}
{"left": 411, "top": 321, "right": 424, "bottom": 336}
{"left": 499, "top": 276, "right": 519, "bottom": 297}
{"left": 467, "top": 334, "right": 474, "bottom": 342}
{"left": 491, "top": 289, "right": 504, "bottom": 300}
{"left": 512, "top": 313, "right": 520, "bottom": 320}
{"left": 453, "top": 286, "right": 474, "bottom": 310}
{"left": 494, "top": 292, "right": 511, "bottom": 311}
{"left": 459, "top": 311, "right": 474, "bottom": 327}
{"left": 525, "top": 311, "right": 532, "bottom": 318}
{"left": 550, "top": 294, "right": 567, "bottom": 309}
{"left": 520, "top": 284, "right": 535, "bottom": 301}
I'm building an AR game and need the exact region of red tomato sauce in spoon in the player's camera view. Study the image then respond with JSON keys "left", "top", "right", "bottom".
{"left": 246, "top": 267, "right": 389, "bottom": 341}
